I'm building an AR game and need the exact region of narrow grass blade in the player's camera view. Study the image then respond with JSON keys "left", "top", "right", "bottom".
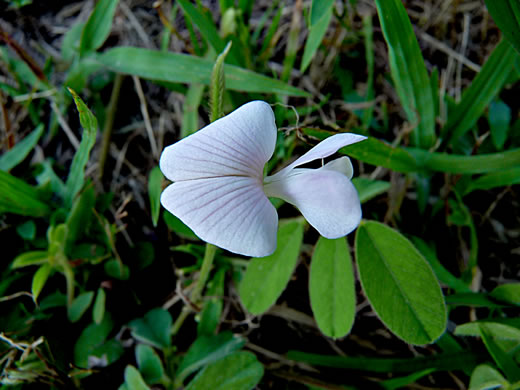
{"left": 479, "top": 325, "right": 520, "bottom": 382}
{"left": 443, "top": 39, "right": 518, "bottom": 145}
{"left": 0, "top": 171, "right": 51, "bottom": 217}
{"left": 374, "top": 0, "right": 436, "bottom": 148}
{"left": 65, "top": 89, "right": 98, "bottom": 207}
{"left": 177, "top": 0, "right": 240, "bottom": 66}
{"left": 97, "top": 47, "right": 309, "bottom": 96}
{"left": 287, "top": 350, "right": 484, "bottom": 372}
{"left": 300, "top": 0, "right": 333, "bottom": 73}
{"left": 0, "top": 124, "right": 44, "bottom": 172}
{"left": 461, "top": 167, "right": 520, "bottom": 195}
{"left": 148, "top": 166, "right": 163, "bottom": 227}
{"left": 79, "top": 0, "right": 119, "bottom": 56}
{"left": 485, "top": 0, "right": 520, "bottom": 54}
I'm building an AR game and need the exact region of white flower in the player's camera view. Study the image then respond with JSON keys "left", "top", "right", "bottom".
{"left": 160, "top": 101, "right": 366, "bottom": 257}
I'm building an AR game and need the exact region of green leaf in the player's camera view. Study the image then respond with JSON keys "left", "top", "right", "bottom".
{"left": 16, "top": 220, "right": 36, "bottom": 240}
{"left": 128, "top": 308, "right": 172, "bottom": 349}
{"left": 461, "top": 167, "right": 520, "bottom": 195}
{"left": 484, "top": 0, "right": 520, "bottom": 54}
{"left": 163, "top": 211, "right": 198, "bottom": 239}
{"left": 0, "top": 170, "right": 51, "bottom": 217}
{"left": 148, "top": 166, "right": 163, "bottom": 227}
{"left": 374, "top": 0, "right": 435, "bottom": 148}
{"left": 186, "top": 351, "right": 263, "bottom": 390}
{"left": 310, "top": 0, "right": 334, "bottom": 25}
{"left": 300, "top": 2, "right": 333, "bottom": 73}
{"left": 239, "top": 220, "right": 304, "bottom": 315}
{"left": 65, "top": 184, "right": 96, "bottom": 254}
{"left": 469, "top": 364, "right": 509, "bottom": 390}
{"left": 310, "top": 237, "right": 355, "bottom": 339}
{"left": 490, "top": 283, "right": 520, "bottom": 305}
{"left": 455, "top": 319, "right": 520, "bottom": 341}
{"left": 123, "top": 365, "right": 151, "bottom": 390}
{"left": 411, "top": 237, "right": 471, "bottom": 293}
{"left": 79, "top": 0, "right": 119, "bottom": 56}
{"left": 198, "top": 268, "right": 226, "bottom": 336}
{"left": 31, "top": 263, "right": 52, "bottom": 303}
{"left": 355, "top": 221, "right": 447, "bottom": 345}
{"left": 471, "top": 366, "right": 511, "bottom": 390}
{"left": 68, "top": 291, "right": 95, "bottom": 322}
{"left": 489, "top": 100, "right": 511, "bottom": 149}
{"left": 444, "top": 39, "right": 518, "bottom": 145}
{"left": 136, "top": 344, "right": 164, "bottom": 384}
{"left": 408, "top": 147, "right": 520, "bottom": 174}
{"left": 0, "top": 124, "right": 44, "bottom": 172}
{"left": 92, "top": 288, "right": 106, "bottom": 325}
{"left": 97, "top": 47, "right": 309, "bottom": 97}
{"left": 177, "top": 0, "right": 240, "bottom": 66}
{"left": 181, "top": 83, "right": 205, "bottom": 138}
{"left": 104, "top": 259, "right": 130, "bottom": 280}
{"left": 352, "top": 178, "right": 390, "bottom": 203}
{"left": 287, "top": 350, "right": 483, "bottom": 373}
{"left": 62, "top": 22, "right": 84, "bottom": 61}
{"left": 176, "top": 331, "right": 245, "bottom": 384}
{"left": 74, "top": 314, "right": 118, "bottom": 367}
{"left": 479, "top": 324, "right": 520, "bottom": 382}
{"left": 65, "top": 89, "right": 98, "bottom": 207}
{"left": 11, "top": 250, "right": 49, "bottom": 268}
{"left": 381, "top": 369, "right": 436, "bottom": 390}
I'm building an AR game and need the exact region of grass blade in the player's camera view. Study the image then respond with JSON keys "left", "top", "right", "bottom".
{"left": 0, "top": 124, "right": 44, "bottom": 172}
{"left": 300, "top": 0, "right": 333, "bottom": 73}
{"left": 443, "top": 39, "right": 518, "bottom": 145}
{"left": 97, "top": 47, "right": 309, "bottom": 97}
{"left": 65, "top": 89, "right": 98, "bottom": 207}
{"left": 80, "top": 0, "right": 119, "bottom": 56}
{"left": 0, "top": 171, "right": 51, "bottom": 217}
{"left": 374, "top": 0, "right": 436, "bottom": 148}
{"left": 485, "top": 0, "right": 520, "bottom": 54}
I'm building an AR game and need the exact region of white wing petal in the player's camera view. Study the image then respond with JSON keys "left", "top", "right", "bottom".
{"left": 269, "top": 133, "right": 366, "bottom": 180}
{"left": 264, "top": 167, "right": 361, "bottom": 238}
{"left": 161, "top": 176, "right": 278, "bottom": 257}
{"left": 160, "top": 101, "right": 277, "bottom": 182}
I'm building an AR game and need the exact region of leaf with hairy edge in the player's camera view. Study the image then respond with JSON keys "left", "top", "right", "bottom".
{"left": 97, "top": 47, "right": 309, "bottom": 97}
{"left": 374, "top": 0, "right": 436, "bottom": 148}
{"left": 65, "top": 89, "right": 98, "bottom": 207}
{"left": 310, "top": 237, "right": 355, "bottom": 338}
{"left": 355, "top": 221, "right": 446, "bottom": 345}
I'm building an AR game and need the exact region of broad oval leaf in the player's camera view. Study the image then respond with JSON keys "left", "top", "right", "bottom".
{"left": 469, "top": 364, "right": 508, "bottom": 390}
{"left": 239, "top": 220, "right": 304, "bottom": 315}
{"left": 186, "top": 351, "right": 263, "bottom": 390}
{"left": 124, "top": 365, "right": 151, "bottom": 390}
{"left": 355, "top": 221, "right": 446, "bottom": 345}
{"left": 310, "top": 237, "right": 355, "bottom": 339}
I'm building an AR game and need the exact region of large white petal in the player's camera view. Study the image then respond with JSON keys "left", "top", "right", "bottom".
{"left": 161, "top": 176, "right": 278, "bottom": 257}
{"left": 160, "top": 101, "right": 277, "bottom": 182}
{"left": 269, "top": 133, "right": 366, "bottom": 180}
{"left": 264, "top": 167, "right": 361, "bottom": 238}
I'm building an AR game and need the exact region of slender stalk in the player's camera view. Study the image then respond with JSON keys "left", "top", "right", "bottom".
{"left": 191, "top": 244, "right": 217, "bottom": 304}
{"left": 98, "top": 73, "right": 124, "bottom": 182}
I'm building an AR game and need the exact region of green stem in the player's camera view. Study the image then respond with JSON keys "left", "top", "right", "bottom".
{"left": 98, "top": 73, "right": 124, "bottom": 182}
{"left": 191, "top": 244, "right": 217, "bottom": 304}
